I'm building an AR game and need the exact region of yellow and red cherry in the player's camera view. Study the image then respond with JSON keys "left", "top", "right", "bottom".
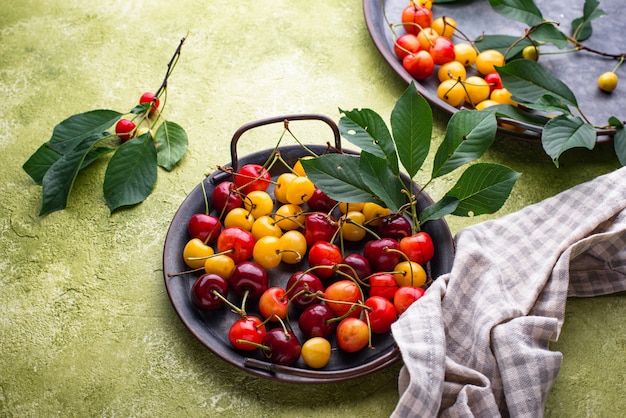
{"left": 394, "top": 33, "right": 422, "bottom": 60}
{"left": 394, "top": 286, "right": 426, "bottom": 316}
{"left": 243, "top": 190, "right": 274, "bottom": 219}
{"left": 463, "top": 76, "right": 491, "bottom": 106}
{"left": 399, "top": 231, "right": 434, "bottom": 265}
{"left": 261, "top": 328, "right": 302, "bottom": 366}
{"left": 377, "top": 214, "right": 412, "bottom": 240}
{"left": 204, "top": 253, "right": 235, "bottom": 279}
{"left": 336, "top": 317, "right": 370, "bottom": 353}
{"left": 274, "top": 172, "right": 297, "bottom": 204}
{"left": 278, "top": 230, "right": 307, "bottom": 265}
{"left": 301, "top": 337, "right": 332, "bottom": 369}
{"left": 403, "top": 50, "right": 435, "bottom": 80}
{"left": 216, "top": 226, "right": 256, "bottom": 264}
{"left": 212, "top": 181, "right": 243, "bottom": 215}
{"left": 274, "top": 203, "right": 305, "bottom": 231}
{"left": 490, "top": 88, "right": 516, "bottom": 105}
{"left": 401, "top": 4, "right": 433, "bottom": 34}
{"left": 361, "top": 202, "right": 390, "bottom": 227}
{"left": 293, "top": 156, "right": 313, "bottom": 177}
{"left": 115, "top": 119, "right": 136, "bottom": 142}
{"left": 428, "top": 36, "right": 455, "bottom": 65}
{"left": 454, "top": 43, "right": 477, "bottom": 66}
{"left": 324, "top": 280, "right": 363, "bottom": 318}
{"left": 476, "top": 49, "right": 505, "bottom": 76}
{"left": 363, "top": 237, "right": 401, "bottom": 272}
{"left": 251, "top": 215, "right": 282, "bottom": 240}
{"left": 338, "top": 201, "right": 365, "bottom": 214}
{"left": 285, "top": 270, "right": 324, "bottom": 310}
{"left": 598, "top": 71, "right": 618, "bottom": 92}
{"left": 253, "top": 235, "right": 282, "bottom": 269}
{"left": 365, "top": 296, "right": 397, "bottom": 334}
{"left": 306, "top": 187, "right": 337, "bottom": 213}
{"left": 190, "top": 273, "right": 229, "bottom": 311}
{"left": 233, "top": 163, "right": 271, "bottom": 195}
{"left": 431, "top": 16, "right": 456, "bottom": 39}
{"left": 368, "top": 273, "right": 399, "bottom": 301}
{"left": 229, "top": 260, "right": 268, "bottom": 300}
{"left": 437, "top": 60, "right": 466, "bottom": 83}
{"left": 285, "top": 175, "right": 315, "bottom": 205}
{"left": 298, "top": 303, "right": 337, "bottom": 339}
{"left": 393, "top": 260, "right": 427, "bottom": 288}
{"left": 258, "top": 286, "right": 288, "bottom": 321}
{"left": 228, "top": 315, "right": 266, "bottom": 351}
{"left": 183, "top": 238, "right": 215, "bottom": 269}
{"left": 340, "top": 211, "right": 367, "bottom": 242}
{"left": 223, "top": 207, "right": 254, "bottom": 231}
{"left": 483, "top": 72, "right": 503, "bottom": 92}
{"left": 437, "top": 79, "right": 466, "bottom": 107}
{"left": 187, "top": 213, "right": 222, "bottom": 245}
{"left": 416, "top": 27, "right": 439, "bottom": 50}
{"left": 139, "top": 91, "right": 160, "bottom": 114}
{"left": 307, "top": 241, "right": 343, "bottom": 280}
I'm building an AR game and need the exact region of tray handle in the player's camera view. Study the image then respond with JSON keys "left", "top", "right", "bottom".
{"left": 228, "top": 114, "right": 341, "bottom": 173}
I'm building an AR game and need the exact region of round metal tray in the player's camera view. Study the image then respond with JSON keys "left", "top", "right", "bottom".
{"left": 162, "top": 114, "right": 455, "bottom": 383}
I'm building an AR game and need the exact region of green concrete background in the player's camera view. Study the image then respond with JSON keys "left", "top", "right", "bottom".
{"left": 1, "top": 1, "right": 624, "bottom": 416}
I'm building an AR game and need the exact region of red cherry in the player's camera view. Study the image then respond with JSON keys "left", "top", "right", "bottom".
{"left": 139, "top": 91, "right": 160, "bottom": 114}
{"left": 399, "top": 232, "right": 435, "bottom": 265}
{"left": 261, "top": 328, "right": 302, "bottom": 366}
{"left": 307, "top": 241, "right": 342, "bottom": 280}
{"left": 115, "top": 119, "right": 136, "bottom": 141}
{"left": 365, "top": 296, "right": 397, "bottom": 334}
{"left": 212, "top": 181, "right": 243, "bottom": 216}
{"left": 484, "top": 72, "right": 503, "bottom": 91}
{"left": 190, "top": 273, "right": 229, "bottom": 311}
{"left": 217, "top": 227, "right": 256, "bottom": 264}
{"left": 233, "top": 164, "right": 271, "bottom": 195}
{"left": 428, "top": 36, "right": 455, "bottom": 65}
{"left": 394, "top": 33, "right": 421, "bottom": 60}
{"left": 394, "top": 286, "right": 425, "bottom": 316}
{"left": 304, "top": 212, "right": 337, "bottom": 247}
{"left": 306, "top": 187, "right": 337, "bottom": 213}
{"left": 188, "top": 213, "right": 222, "bottom": 244}
{"left": 228, "top": 316, "right": 266, "bottom": 351}
{"left": 363, "top": 238, "right": 401, "bottom": 272}
{"left": 377, "top": 214, "right": 412, "bottom": 240}
{"left": 298, "top": 303, "right": 337, "bottom": 338}
{"left": 401, "top": 4, "right": 433, "bottom": 35}
{"left": 229, "top": 260, "right": 268, "bottom": 300}
{"left": 368, "top": 273, "right": 399, "bottom": 301}
{"left": 285, "top": 271, "right": 324, "bottom": 310}
{"left": 403, "top": 50, "right": 435, "bottom": 80}
{"left": 337, "top": 253, "right": 371, "bottom": 282}
{"left": 336, "top": 317, "right": 369, "bottom": 353}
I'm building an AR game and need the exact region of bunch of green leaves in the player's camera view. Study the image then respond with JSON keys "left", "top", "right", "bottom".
{"left": 465, "top": 0, "right": 625, "bottom": 166}
{"left": 23, "top": 38, "right": 189, "bottom": 216}
{"left": 301, "top": 82, "right": 520, "bottom": 228}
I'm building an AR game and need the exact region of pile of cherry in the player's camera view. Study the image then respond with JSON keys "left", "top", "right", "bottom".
{"left": 176, "top": 159, "right": 434, "bottom": 370}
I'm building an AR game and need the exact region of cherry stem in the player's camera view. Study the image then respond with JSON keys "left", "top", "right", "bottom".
{"left": 166, "top": 266, "right": 204, "bottom": 277}
{"left": 187, "top": 248, "right": 233, "bottom": 262}
{"left": 211, "top": 289, "right": 246, "bottom": 317}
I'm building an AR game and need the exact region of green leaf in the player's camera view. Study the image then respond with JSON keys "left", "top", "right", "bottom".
{"left": 496, "top": 59, "right": 578, "bottom": 108}
{"left": 572, "top": 0, "right": 606, "bottom": 41}
{"left": 529, "top": 24, "right": 569, "bottom": 49}
{"left": 445, "top": 163, "right": 521, "bottom": 216}
{"left": 338, "top": 108, "right": 399, "bottom": 174}
{"left": 486, "top": 103, "right": 550, "bottom": 126}
{"left": 23, "top": 143, "right": 62, "bottom": 185}
{"left": 613, "top": 122, "right": 626, "bottom": 167}
{"left": 103, "top": 133, "right": 158, "bottom": 212}
{"left": 432, "top": 109, "right": 498, "bottom": 178}
{"left": 47, "top": 109, "right": 122, "bottom": 154}
{"left": 419, "top": 195, "right": 459, "bottom": 224}
{"left": 474, "top": 34, "right": 532, "bottom": 57}
{"left": 359, "top": 151, "right": 407, "bottom": 211}
{"left": 155, "top": 120, "right": 188, "bottom": 171}
{"left": 541, "top": 115, "right": 596, "bottom": 167}
{"left": 488, "top": 0, "right": 544, "bottom": 26}
{"left": 390, "top": 82, "right": 432, "bottom": 179}
{"left": 39, "top": 134, "right": 104, "bottom": 216}
{"left": 300, "top": 153, "right": 380, "bottom": 204}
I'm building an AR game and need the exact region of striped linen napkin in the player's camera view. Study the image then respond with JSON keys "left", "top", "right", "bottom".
{"left": 391, "top": 166, "right": 626, "bottom": 417}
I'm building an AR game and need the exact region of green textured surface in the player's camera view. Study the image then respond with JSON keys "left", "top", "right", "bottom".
{"left": 0, "top": 1, "right": 624, "bottom": 417}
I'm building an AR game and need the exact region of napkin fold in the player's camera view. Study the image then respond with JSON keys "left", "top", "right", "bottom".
{"left": 391, "top": 166, "right": 626, "bottom": 418}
